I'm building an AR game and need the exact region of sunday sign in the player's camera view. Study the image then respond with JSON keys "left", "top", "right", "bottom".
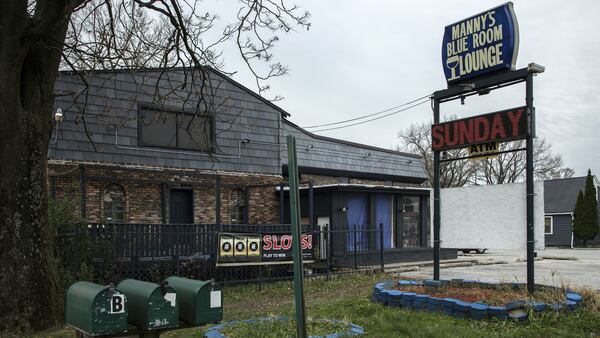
{"left": 431, "top": 107, "right": 527, "bottom": 152}
{"left": 442, "top": 2, "right": 519, "bottom": 84}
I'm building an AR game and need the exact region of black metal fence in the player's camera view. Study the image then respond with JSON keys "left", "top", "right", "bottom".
{"left": 58, "top": 223, "right": 386, "bottom": 286}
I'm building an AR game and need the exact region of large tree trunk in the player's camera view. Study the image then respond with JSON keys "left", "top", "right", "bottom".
{"left": 0, "top": 1, "right": 70, "bottom": 331}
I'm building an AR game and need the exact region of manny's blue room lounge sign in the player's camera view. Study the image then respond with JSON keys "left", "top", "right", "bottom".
{"left": 442, "top": 2, "right": 519, "bottom": 85}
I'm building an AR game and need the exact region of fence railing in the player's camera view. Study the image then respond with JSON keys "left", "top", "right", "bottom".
{"left": 58, "top": 223, "right": 385, "bottom": 285}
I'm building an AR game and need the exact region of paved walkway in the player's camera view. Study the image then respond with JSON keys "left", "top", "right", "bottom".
{"left": 396, "top": 248, "right": 600, "bottom": 291}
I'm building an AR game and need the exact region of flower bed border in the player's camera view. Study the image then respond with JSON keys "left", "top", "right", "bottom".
{"left": 204, "top": 317, "right": 365, "bottom": 338}
{"left": 372, "top": 279, "right": 583, "bottom": 321}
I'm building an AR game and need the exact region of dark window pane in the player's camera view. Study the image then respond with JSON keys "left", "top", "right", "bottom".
{"left": 140, "top": 109, "right": 177, "bottom": 147}
{"left": 229, "top": 189, "right": 246, "bottom": 224}
{"left": 103, "top": 184, "right": 125, "bottom": 224}
{"left": 178, "top": 114, "right": 213, "bottom": 151}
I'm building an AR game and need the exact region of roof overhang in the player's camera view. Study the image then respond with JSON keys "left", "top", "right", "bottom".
{"left": 277, "top": 183, "right": 431, "bottom": 195}
{"left": 281, "top": 165, "right": 428, "bottom": 185}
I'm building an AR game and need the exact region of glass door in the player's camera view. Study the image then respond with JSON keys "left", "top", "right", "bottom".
{"left": 400, "top": 196, "right": 420, "bottom": 248}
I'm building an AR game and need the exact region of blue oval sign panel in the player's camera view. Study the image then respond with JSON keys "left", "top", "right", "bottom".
{"left": 442, "top": 2, "right": 519, "bottom": 85}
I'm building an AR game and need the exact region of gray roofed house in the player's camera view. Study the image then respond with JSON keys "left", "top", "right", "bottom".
{"left": 544, "top": 176, "right": 600, "bottom": 247}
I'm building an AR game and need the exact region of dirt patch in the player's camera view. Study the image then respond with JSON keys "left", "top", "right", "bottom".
{"left": 393, "top": 285, "right": 565, "bottom": 306}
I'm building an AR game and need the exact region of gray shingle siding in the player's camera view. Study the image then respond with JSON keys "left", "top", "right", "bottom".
{"left": 280, "top": 120, "right": 428, "bottom": 182}
{"left": 49, "top": 67, "right": 428, "bottom": 183}
{"left": 545, "top": 214, "right": 572, "bottom": 247}
{"left": 49, "top": 69, "right": 282, "bottom": 175}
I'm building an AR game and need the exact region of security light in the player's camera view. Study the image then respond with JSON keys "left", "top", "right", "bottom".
{"left": 54, "top": 108, "right": 64, "bottom": 122}
{"left": 527, "top": 63, "right": 545, "bottom": 74}
{"left": 478, "top": 88, "right": 491, "bottom": 96}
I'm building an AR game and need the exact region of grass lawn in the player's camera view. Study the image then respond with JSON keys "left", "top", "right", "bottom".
{"left": 33, "top": 273, "right": 600, "bottom": 338}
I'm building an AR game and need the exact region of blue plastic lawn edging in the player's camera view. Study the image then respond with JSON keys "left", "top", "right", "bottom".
{"left": 204, "top": 317, "right": 365, "bottom": 338}
{"left": 371, "top": 279, "right": 583, "bottom": 322}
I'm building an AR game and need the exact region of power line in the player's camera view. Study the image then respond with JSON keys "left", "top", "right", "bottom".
{"left": 303, "top": 94, "right": 431, "bottom": 129}
{"left": 310, "top": 98, "right": 430, "bottom": 133}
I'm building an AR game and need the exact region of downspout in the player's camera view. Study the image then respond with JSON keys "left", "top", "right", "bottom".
{"left": 79, "top": 165, "right": 86, "bottom": 220}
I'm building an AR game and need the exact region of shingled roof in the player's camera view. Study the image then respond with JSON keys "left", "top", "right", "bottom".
{"left": 544, "top": 176, "right": 587, "bottom": 214}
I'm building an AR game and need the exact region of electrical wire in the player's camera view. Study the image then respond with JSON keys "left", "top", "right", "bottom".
{"left": 310, "top": 98, "right": 430, "bottom": 133}
{"left": 303, "top": 94, "right": 431, "bottom": 129}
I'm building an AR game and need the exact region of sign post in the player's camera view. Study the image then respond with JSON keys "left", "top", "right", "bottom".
{"left": 525, "top": 73, "right": 535, "bottom": 293}
{"left": 287, "top": 135, "right": 307, "bottom": 338}
{"left": 433, "top": 2, "right": 543, "bottom": 294}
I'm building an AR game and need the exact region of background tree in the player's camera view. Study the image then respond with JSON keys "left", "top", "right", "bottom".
{"left": 0, "top": 0, "right": 309, "bottom": 332}
{"left": 397, "top": 119, "right": 477, "bottom": 187}
{"left": 474, "top": 138, "right": 574, "bottom": 185}
{"left": 573, "top": 190, "right": 585, "bottom": 245}
{"left": 574, "top": 169, "right": 599, "bottom": 247}
{"left": 397, "top": 121, "right": 573, "bottom": 187}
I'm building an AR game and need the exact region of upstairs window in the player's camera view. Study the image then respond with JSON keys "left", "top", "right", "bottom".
{"left": 138, "top": 106, "right": 214, "bottom": 152}
{"left": 103, "top": 184, "right": 125, "bottom": 223}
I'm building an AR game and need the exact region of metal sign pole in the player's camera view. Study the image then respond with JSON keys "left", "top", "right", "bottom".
{"left": 287, "top": 135, "right": 307, "bottom": 338}
{"left": 433, "top": 97, "right": 441, "bottom": 280}
{"left": 525, "top": 73, "right": 535, "bottom": 294}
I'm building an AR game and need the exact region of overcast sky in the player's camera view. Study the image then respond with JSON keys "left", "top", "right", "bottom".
{"left": 222, "top": 0, "right": 600, "bottom": 176}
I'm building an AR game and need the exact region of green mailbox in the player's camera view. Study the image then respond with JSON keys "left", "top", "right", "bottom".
{"left": 117, "top": 279, "right": 179, "bottom": 331}
{"left": 65, "top": 281, "right": 128, "bottom": 336}
{"left": 165, "top": 277, "right": 223, "bottom": 326}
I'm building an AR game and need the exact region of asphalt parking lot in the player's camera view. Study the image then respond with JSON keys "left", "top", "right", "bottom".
{"left": 398, "top": 248, "right": 600, "bottom": 291}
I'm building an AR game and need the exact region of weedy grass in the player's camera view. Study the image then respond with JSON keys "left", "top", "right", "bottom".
{"left": 33, "top": 273, "right": 600, "bottom": 338}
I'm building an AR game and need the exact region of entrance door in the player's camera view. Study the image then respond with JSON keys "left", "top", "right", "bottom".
{"left": 346, "top": 194, "right": 369, "bottom": 251}
{"left": 169, "top": 189, "right": 193, "bottom": 224}
{"left": 399, "top": 196, "right": 420, "bottom": 247}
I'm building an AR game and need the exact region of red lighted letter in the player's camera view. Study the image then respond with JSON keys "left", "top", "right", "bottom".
{"left": 444, "top": 122, "right": 459, "bottom": 147}
{"left": 507, "top": 109, "right": 524, "bottom": 136}
{"left": 473, "top": 117, "right": 490, "bottom": 142}
{"left": 273, "top": 235, "right": 282, "bottom": 250}
{"left": 431, "top": 125, "right": 445, "bottom": 150}
{"left": 300, "top": 234, "right": 313, "bottom": 250}
{"left": 489, "top": 114, "right": 507, "bottom": 140}
{"left": 263, "top": 235, "right": 272, "bottom": 250}
{"left": 458, "top": 119, "right": 474, "bottom": 146}
{"left": 281, "top": 235, "right": 292, "bottom": 250}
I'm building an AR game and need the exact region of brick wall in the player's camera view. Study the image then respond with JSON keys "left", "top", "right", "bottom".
{"left": 49, "top": 162, "right": 284, "bottom": 224}
{"left": 48, "top": 162, "right": 420, "bottom": 224}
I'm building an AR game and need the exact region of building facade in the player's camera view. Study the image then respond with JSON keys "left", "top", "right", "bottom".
{"left": 49, "top": 67, "right": 454, "bottom": 263}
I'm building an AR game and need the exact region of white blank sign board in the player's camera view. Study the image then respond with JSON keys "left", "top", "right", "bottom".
{"left": 440, "top": 181, "right": 545, "bottom": 250}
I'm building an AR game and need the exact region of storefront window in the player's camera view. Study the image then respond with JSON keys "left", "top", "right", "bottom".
{"left": 401, "top": 196, "right": 420, "bottom": 247}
